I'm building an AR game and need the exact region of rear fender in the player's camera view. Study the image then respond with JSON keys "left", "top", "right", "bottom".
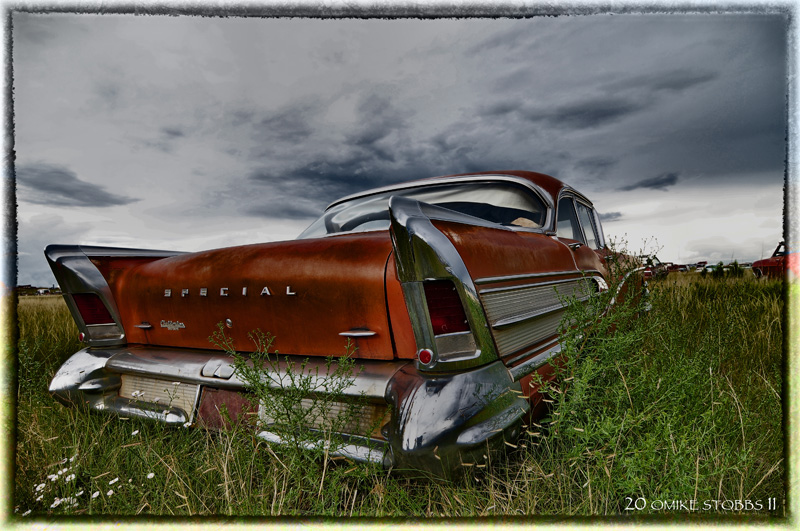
{"left": 44, "top": 245, "right": 182, "bottom": 347}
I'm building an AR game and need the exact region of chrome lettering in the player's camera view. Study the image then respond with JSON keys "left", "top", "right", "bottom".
{"left": 200, "top": 288, "right": 208, "bottom": 297}
{"left": 261, "top": 286, "right": 271, "bottom": 296}
{"left": 164, "top": 289, "right": 172, "bottom": 297}
{"left": 242, "top": 287, "right": 247, "bottom": 296}
{"left": 286, "top": 286, "right": 296, "bottom": 296}
{"left": 160, "top": 320, "right": 185, "bottom": 331}
{"left": 220, "top": 287, "right": 228, "bottom": 296}
{"left": 181, "top": 289, "right": 189, "bottom": 297}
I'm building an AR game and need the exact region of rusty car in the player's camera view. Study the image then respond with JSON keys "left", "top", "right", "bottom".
{"left": 46, "top": 170, "right": 626, "bottom": 476}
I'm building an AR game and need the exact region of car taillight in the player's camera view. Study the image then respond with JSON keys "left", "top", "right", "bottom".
{"left": 72, "top": 293, "right": 115, "bottom": 325}
{"left": 423, "top": 280, "right": 470, "bottom": 335}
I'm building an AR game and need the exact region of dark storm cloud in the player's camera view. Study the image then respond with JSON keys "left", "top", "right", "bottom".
{"left": 607, "top": 68, "right": 719, "bottom": 94}
{"left": 161, "top": 126, "right": 186, "bottom": 138}
{"left": 575, "top": 156, "right": 618, "bottom": 176}
{"left": 253, "top": 104, "right": 316, "bottom": 144}
{"left": 17, "top": 163, "right": 138, "bottom": 207}
{"left": 599, "top": 212, "right": 623, "bottom": 222}
{"left": 479, "top": 97, "right": 643, "bottom": 131}
{"left": 620, "top": 172, "right": 680, "bottom": 192}
{"left": 530, "top": 98, "right": 643, "bottom": 130}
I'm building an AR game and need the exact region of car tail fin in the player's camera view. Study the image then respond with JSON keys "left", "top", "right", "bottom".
{"left": 44, "top": 245, "right": 182, "bottom": 347}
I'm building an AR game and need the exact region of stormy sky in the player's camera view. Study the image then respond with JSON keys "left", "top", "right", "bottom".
{"left": 11, "top": 12, "right": 789, "bottom": 286}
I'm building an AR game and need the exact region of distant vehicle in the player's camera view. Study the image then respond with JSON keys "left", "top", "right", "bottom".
{"left": 667, "top": 264, "right": 688, "bottom": 273}
{"left": 695, "top": 261, "right": 708, "bottom": 272}
{"left": 752, "top": 242, "right": 791, "bottom": 279}
{"left": 641, "top": 255, "right": 668, "bottom": 280}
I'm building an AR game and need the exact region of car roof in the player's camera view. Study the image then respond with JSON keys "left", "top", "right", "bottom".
{"left": 326, "top": 170, "right": 589, "bottom": 211}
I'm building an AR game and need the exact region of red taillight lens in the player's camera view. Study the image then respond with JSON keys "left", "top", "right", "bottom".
{"left": 72, "top": 293, "right": 115, "bottom": 325}
{"left": 423, "top": 280, "right": 470, "bottom": 335}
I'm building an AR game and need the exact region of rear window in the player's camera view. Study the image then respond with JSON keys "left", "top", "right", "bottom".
{"left": 298, "top": 182, "right": 547, "bottom": 238}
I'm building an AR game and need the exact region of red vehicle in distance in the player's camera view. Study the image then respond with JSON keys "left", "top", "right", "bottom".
{"left": 752, "top": 242, "right": 794, "bottom": 279}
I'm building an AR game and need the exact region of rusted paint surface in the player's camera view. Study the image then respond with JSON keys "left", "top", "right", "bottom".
{"left": 102, "top": 233, "right": 397, "bottom": 359}
{"left": 196, "top": 387, "right": 257, "bottom": 430}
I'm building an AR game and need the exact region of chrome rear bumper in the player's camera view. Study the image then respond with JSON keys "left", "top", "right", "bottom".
{"left": 49, "top": 345, "right": 529, "bottom": 477}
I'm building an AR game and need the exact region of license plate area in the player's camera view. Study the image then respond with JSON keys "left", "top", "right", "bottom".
{"left": 119, "top": 374, "right": 200, "bottom": 422}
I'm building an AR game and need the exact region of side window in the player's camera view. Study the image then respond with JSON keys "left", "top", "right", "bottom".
{"left": 592, "top": 208, "right": 606, "bottom": 249}
{"left": 556, "top": 197, "right": 584, "bottom": 243}
{"left": 575, "top": 202, "right": 600, "bottom": 249}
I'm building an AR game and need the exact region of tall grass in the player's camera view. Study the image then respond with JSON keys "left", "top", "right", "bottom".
{"left": 12, "top": 275, "right": 785, "bottom": 517}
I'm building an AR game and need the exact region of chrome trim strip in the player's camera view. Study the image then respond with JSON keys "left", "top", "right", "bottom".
{"left": 492, "top": 298, "right": 586, "bottom": 329}
{"left": 479, "top": 275, "right": 600, "bottom": 295}
{"left": 60, "top": 345, "right": 409, "bottom": 400}
{"left": 475, "top": 269, "right": 602, "bottom": 286}
{"left": 503, "top": 336, "right": 560, "bottom": 366}
{"left": 338, "top": 329, "right": 377, "bottom": 338}
{"left": 508, "top": 343, "right": 563, "bottom": 381}
{"left": 255, "top": 430, "right": 392, "bottom": 467}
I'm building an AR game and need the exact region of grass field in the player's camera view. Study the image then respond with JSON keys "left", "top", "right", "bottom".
{"left": 11, "top": 272, "right": 787, "bottom": 518}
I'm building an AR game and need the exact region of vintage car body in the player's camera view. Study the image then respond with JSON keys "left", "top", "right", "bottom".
{"left": 752, "top": 242, "right": 795, "bottom": 279}
{"left": 641, "top": 255, "right": 668, "bottom": 280}
{"left": 46, "top": 170, "right": 618, "bottom": 476}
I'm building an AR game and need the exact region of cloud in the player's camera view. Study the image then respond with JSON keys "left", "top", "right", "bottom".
{"left": 599, "top": 211, "right": 623, "bottom": 222}
{"left": 620, "top": 172, "right": 680, "bottom": 192}
{"left": 16, "top": 163, "right": 139, "bottom": 207}
{"left": 607, "top": 68, "right": 719, "bottom": 95}
{"left": 479, "top": 96, "right": 643, "bottom": 131}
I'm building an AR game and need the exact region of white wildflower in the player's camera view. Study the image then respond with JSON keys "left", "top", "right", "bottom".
{"left": 153, "top": 397, "right": 160, "bottom": 403}
{"left": 146, "top": 472, "right": 155, "bottom": 479}
{"left": 22, "top": 509, "right": 31, "bottom": 516}
{"left": 65, "top": 474, "right": 76, "bottom": 482}
{"left": 48, "top": 474, "right": 58, "bottom": 482}
{"left": 131, "top": 429, "right": 139, "bottom": 436}
{"left": 107, "top": 490, "right": 114, "bottom": 497}
{"left": 76, "top": 490, "right": 84, "bottom": 496}
{"left": 108, "top": 477, "right": 119, "bottom": 485}
{"left": 35, "top": 495, "right": 43, "bottom": 502}
{"left": 69, "top": 455, "right": 77, "bottom": 462}
{"left": 183, "top": 422, "right": 191, "bottom": 428}
{"left": 91, "top": 491, "right": 99, "bottom": 499}
{"left": 172, "top": 382, "right": 180, "bottom": 386}
{"left": 128, "top": 479, "right": 132, "bottom": 483}
{"left": 34, "top": 483, "right": 46, "bottom": 492}
{"left": 50, "top": 498, "right": 61, "bottom": 508}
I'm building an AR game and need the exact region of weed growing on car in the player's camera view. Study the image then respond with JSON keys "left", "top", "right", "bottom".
{"left": 480, "top": 271, "right": 784, "bottom": 516}
{"left": 211, "top": 323, "right": 385, "bottom": 513}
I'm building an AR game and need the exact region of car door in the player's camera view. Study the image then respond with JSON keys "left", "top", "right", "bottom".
{"left": 555, "top": 195, "right": 607, "bottom": 276}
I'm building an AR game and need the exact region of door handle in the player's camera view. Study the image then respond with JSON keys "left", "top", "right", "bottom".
{"left": 568, "top": 242, "right": 583, "bottom": 250}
